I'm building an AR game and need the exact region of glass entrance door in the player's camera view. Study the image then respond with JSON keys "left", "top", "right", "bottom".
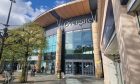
{"left": 65, "top": 61, "right": 94, "bottom": 75}
{"left": 65, "top": 62, "right": 73, "bottom": 74}
{"left": 83, "top": 62, "right": 93, "bottom": 75}
{"left": 73, "top": 62, "right": 82, "bottom": 75}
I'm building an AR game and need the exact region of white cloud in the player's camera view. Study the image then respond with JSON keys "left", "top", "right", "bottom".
{"left": 0, "top": 0, "right": 47, "bottom": 29}
{"left": 55, "top": 0, "right": 66, "bottom": 6}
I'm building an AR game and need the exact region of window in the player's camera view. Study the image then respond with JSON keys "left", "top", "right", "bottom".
{"left": 45, "top": 34, "right": 56, "bottom": 53}
{"left": 65, "top": 44, "right": 74, "bottom": 54}
{"left": 53, "top": 35, "right": 56, "bottom": 45}
{"left": 83, "top": 29, "right": 92, "bottom": 43}
{"left": 73, "top": 43, "right": 82, "bottom": 54}
{"left": 65, "top": 28, "right": 93, "bottom": 59}
{"left": 73, "top": 30, "right": 82, "bottom": 43}
{"left": 66, "top": 31, "right": 73, "bottom": 44}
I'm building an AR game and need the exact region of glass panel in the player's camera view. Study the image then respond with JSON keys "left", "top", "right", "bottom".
{"left": 73, "top": 30, "right": 82, "bottom": 43}
{"left": 50, "top": 36, "right": 54, "bottom": 45}
{"left": 48, "top": 36, "right": 51, "bottom": 45}
{"left": 65, "top": 44, "right": 73, "bottom": 49}
{"left": 74, "top": 43, "right": 82, "bottom": 54}
{"left": 66, "top": 31, "right": 73, "bottom": 44}
{"left": 82, "top": 42, "right": 93, "bottom": 54}
{"left": 65, "top": 62, "right": 73, "bottom": 74}
{"left": 52, "top": 45, "right": 56, "bottom": 52}
{"left": 53, "top": 35, "right": 56, "bottom": 45}
{"left": 83, "top": 29, "right": 92, "bottom": 43}
{"left": 65, "top": 29, "right": 93, "bottom": 59}
{"left": 65, "top": 44, "right": 74, "bottom": 54}
{"left": 83, "top": 62, "right": 93, "bottom": 75}
{"left": 46, "top": 34, "right": 57, "bottom": 53}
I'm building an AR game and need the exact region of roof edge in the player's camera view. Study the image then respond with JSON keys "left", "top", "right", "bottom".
{"left": 33, "top": 0, "right": 81, "bottom": 22}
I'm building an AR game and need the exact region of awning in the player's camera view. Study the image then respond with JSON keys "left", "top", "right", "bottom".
{"left": 34, "top": 0, "right": 96, "bottom": 27}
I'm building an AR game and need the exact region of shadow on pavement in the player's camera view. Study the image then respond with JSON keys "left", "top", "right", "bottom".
{"left": 0, "top": 80, "right": 4, "bottom": 83}
{"left": 14, "top": 79, "right": 64, "bottom": 83}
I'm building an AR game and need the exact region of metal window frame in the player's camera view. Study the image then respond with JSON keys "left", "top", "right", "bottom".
{"left": 135, "top": 11, "right": 140, "bottom": 35}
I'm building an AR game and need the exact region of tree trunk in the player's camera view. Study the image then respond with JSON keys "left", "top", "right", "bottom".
{"left": 0, "top": 59, "right": 4, "bottom": 74}
{"left": 0, "top": 38, "right": 5, "bottom": 74}
{"left": 20, "top": 55, "right": 28, "bottom": 83}
{"left": 0, "top": 38, "right": 5, "bottom": 60}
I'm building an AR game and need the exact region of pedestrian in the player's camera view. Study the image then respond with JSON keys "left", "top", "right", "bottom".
{"left": 4, "top": 70, "right": 12, "bottom": 83}
{"left": 31, "top": 65, "right": 36, "bottom": 76}
{"left": 61, "top": 72, "right": 65, "bottom": 78}
{"left": 45, "top": 67, "right": 48, "bottom": 73}
{"left": 41, "top": 66, "right": 44, "bottom": 73}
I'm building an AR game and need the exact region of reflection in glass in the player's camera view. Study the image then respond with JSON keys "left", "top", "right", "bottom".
{"left": 46, "top": 35, "right": 56, "bottom": 52}
{"left": 66, "top": 31, "right": 73, "bottom": 44}
{"left": 65, "top": 28, "right": 93, "bottom": 59}
{"left": 82, "top": 42, "right": 93, "bottom": 54}
{"left": 44, "top": 34, "right": 57, "bottom": 74}
{"left": 65, "top": 44, "right": 74, "bottom": 54}
{"left": 83, "top": 29, "right": 92, "bottom": 43}
{"left": 73, "top": 30, "right": 82, "bottom": 43}
{"left": 74, "top": 43, "right": 82, "bottom": 54}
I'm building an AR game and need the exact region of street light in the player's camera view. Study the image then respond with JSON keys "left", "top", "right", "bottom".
{"left": 5, "top": 0, "right": 16, "bottom": 28}
{"left": 0, "top": 0, "right": 16, "bottom": 74}
{"left": 0, "top": 0, "right": 16, "bottom": 60}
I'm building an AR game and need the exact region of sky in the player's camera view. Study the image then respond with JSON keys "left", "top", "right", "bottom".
{"left": 0, "top": 0, "right": 71, "bottom": 29}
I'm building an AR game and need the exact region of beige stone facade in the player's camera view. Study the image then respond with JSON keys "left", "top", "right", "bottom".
{"left": 55, "top": 28, "right": 62, "bottom": 75}
{"left": 36, "top": 49, "right": 42, "bottom": 72}
{"left": 92, "top": 22, "right": 103, "bottom": 78}
{"left": 99, "top": 0, "right": 140, "bottom": 84}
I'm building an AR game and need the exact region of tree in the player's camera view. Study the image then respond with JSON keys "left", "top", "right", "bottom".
{"left": 2, "top": 28, "right": 25, "bottom": 72}
{"left": 19, "top": 23, "right": 45, "bottom": 83}
{"left": 0, "top": 28, "right": 19, "bottom": 73}
{"left": 2, "top": 22, "right": 45, "bottom": 83}
{"left": 0, "top": 28, "right": 9, "bottom": 73}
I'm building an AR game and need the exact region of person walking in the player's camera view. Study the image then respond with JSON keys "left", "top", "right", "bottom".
{"left": 31, "top": 65, "right": 36, "bottom": 76}
{"left": 4, "top": 70, "right": 11, "bottom": 84}
{"left": 41, "top": 66, "right": 44, "bottom": 73}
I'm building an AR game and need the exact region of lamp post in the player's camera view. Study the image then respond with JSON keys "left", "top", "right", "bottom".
{"left": 0, "top": 0, "right": 16, "bottom": 60}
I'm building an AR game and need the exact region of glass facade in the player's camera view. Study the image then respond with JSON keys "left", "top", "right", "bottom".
{"left": 44, "top": 14, "right": 94, "bottom": 75}
{"left": 44, "top": 34, "right": 56, "bottom": 74}
{"left": 65, "top": 28, "right": 93, "bottom": 59}
{"left": 65, "top": 28, "right": 94, "bottom": 75}
{"left": 47, "top": 35, "right": 56, "bottom": 53}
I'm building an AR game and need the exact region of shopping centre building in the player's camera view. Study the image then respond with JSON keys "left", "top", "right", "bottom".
{"left": 34, "top": 0, "right": 102, "bottom": 77}
{"left": 34, "top": 0, "right": 140, "bottom": 84}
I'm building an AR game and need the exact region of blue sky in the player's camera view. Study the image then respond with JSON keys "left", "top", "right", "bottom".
{"left": 30, "top": 0, "right": 70, "bottom": 10}
{"left": 31, "top": 0, "right": 59, "bottom": 9}
{"left": 0, "top": 0, "right": 71, "bottom": 29}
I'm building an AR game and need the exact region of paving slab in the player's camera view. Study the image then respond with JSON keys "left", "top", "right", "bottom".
{"left": 12, "top": 71, "right": 104, "bottom": 84}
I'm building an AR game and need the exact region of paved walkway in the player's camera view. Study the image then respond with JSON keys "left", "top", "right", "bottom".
{"left": 1, "top": 71, "right": 104, "bottom": 84}
{"left": 14, "top": 72, "right": 103, "bottom": 84}
{"left": 0, "top": 74, "right": 5, "bottom": 83}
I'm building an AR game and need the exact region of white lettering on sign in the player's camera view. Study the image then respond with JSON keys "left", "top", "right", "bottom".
{"left": 64, "top": 18, "right": 94, "bottom": 27}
